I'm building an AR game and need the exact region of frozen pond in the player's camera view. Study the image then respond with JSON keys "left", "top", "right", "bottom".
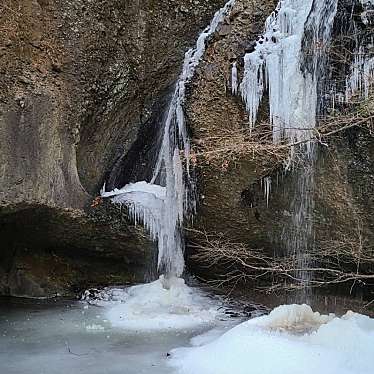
{"left": 0, "top": 280, "right": 242, "bottom": 374}
{"left": 0, "top": 298, "right": 179, "bottom": 374}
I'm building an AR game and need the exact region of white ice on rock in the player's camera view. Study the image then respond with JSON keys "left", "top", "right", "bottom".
{"left": 360, "top": 0, "right": 374, "bottom": 6}
{"left": 84, "top": 277, "right": 225, "bottom": 331}
{"left": 240, "top": 0, "right": 337, "bottom": 149}
{"left": 102, "top": 0, "right": 236, "bottom": 277}
{"left": 345, "top": 48, "right": 374, "bottom": 102}
{"left": 231, "top": 62, "right": 238, "bottom": 94}
{"left": 169, "top": 304, "right": 374, "bottom": 374}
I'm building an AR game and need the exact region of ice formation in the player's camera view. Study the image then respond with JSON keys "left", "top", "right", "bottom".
{"left": 342, "top": 0, "right": 374, "bottom": 102}
{"left": 231, "top": 62, "right": 238, "bottom": 95}
{"left": 170, "top": 304, "right": 374, "bottom": 374}
{"left": 239, "top": 0, "right": 338, "bottom": 148}
{"left": 262, "top": 176, "right": 272, "bottom": 208}
{"left": 102, "top": 0, "right": 236, "bottom": 277}
{"left": 83, "top": 277, "right": 226, "bottom": 331}
{"left": 360, "top": 0, "right": 374, "bottom": 6}
{"left": 345, "top": 49, "right": 374, "bottom": 102}
{"left": 238, "top": 0, "right": 338, "bottom": 294}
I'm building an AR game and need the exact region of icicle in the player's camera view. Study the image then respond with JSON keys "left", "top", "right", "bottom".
{"left": 346, "top": 46, "right": 374, "bottom": 102}
{"left": 263, "top": 176, "right": 272, "bottom": 208}
{"left": 240, "top": 53, "right": 265, "bottom": 129}
{"left": 231, "top": 62, "right": 238, "bottom": 95}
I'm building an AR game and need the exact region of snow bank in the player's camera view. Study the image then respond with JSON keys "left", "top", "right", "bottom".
{"left": 169, "top": 304, "right": 374, "bottom": 374}
{"left": 85, "top": 277, "right": 225, "bottom": 331}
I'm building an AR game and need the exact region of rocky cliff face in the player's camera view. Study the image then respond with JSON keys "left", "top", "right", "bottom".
{"left": 0, "top": 0, "right": 226, "bottom": 297}
{"left": 1, "top": 0, "right": 373, "bottom": 298}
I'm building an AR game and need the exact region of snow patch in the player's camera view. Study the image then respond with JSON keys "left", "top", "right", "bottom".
{"left": 169, "top": 304, "right": 374, "bottom": 374}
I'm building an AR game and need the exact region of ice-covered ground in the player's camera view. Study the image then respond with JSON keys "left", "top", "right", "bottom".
{"left": 169, "top": 304, "right": 374, "bottom": 374}
{"left": 0, "top": 280, "right": 236, "bottom": 374}
{"left": 1, "top": 288, "right": 373, "bottom": 374}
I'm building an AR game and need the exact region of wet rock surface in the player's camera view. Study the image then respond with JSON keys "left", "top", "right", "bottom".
{"left": 185, "top": 0, "right": 278, "bottom": 247}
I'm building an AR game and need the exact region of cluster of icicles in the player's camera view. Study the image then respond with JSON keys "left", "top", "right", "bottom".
{"left": 235, "top": 0, "right": 338, "bottom": 152}
{"left": 102, "top": 0, "right": 236, "bottom": 278}
{"left": 337, "top": 0, "right": 374, "bottom": 104}
{"left": 234, "top": 0, "right": 373, "bottom": 139}
{"left": 345, "top": 41, "right": 374, "bottom": 103}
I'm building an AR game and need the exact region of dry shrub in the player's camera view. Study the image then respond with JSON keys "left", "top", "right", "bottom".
{"left": 189, "top": 227, "right": 374, "bottom": 294}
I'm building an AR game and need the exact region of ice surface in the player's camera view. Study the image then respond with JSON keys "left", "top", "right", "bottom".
{"left": 102, "top": 0, "right": 236, "bottom": 277}
{"left": 0, "top": 298, "right": 213, "bottom": 374}
{"left": 86, "top": 277, "right": 226, "bottom": 331}
{"left": 169, "top": 304, "right": 374, "bottom": 374}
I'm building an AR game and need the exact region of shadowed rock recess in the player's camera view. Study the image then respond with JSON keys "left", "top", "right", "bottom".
{"left": 0, "top": 0, "right": 373, "bottom": 298}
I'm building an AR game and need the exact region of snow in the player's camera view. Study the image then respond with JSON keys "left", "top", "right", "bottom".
{"left": 84, "top": 277, "right": 226, "bottom": 332}
{"left": 169, "top": 304, "right": 374, "bottom": 374}
{"left": 102, "top": 0, "right": 236, "bottom": 277}
{"left": 101, "top": 181, "right": 166, "bottom": 200}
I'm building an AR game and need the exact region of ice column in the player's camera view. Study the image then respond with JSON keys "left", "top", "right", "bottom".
{"left": 102, "top": 0, "right": 236, "bottom": 278}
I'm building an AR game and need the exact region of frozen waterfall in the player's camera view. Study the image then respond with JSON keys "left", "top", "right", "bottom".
{"left": 239, "top": 0, "right": 338, "bottom": 293}
{"left": 239, "top": 0, "right": 338, "bottom": 150}
{"left": 102, "top": 0, "right": 236, "bottom": 278}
